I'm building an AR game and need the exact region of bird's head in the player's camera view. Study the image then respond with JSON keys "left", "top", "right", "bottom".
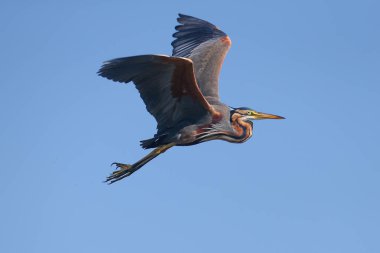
{"left": 230, "top": 107, "right": 285, "bottom": 121}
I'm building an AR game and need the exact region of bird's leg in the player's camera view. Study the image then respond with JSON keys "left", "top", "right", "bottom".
{"left": 105, "top": 143, "right": 175, "bottom": 184}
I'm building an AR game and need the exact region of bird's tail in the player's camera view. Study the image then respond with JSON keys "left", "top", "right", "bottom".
{"left": 140, "top": 134, "right": 168, "bottom": 149}
{"left": 140, "top": 137, "right": 159, "bottom": 149}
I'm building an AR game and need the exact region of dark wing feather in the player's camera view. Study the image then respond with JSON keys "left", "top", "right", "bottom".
{"left": 172, "top": 14, "right": 231, "bottom": 100}
{"left": 172, "top": 14, "right": 226, "bottom": 58}
{"left": 98, "top": 55, "right": 214, "bottom": 133}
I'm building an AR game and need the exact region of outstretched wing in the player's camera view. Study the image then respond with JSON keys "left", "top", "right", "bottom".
{"left": 98, "top": 55, "right": 217, "bottom": 133}
{"left": 172, "top": 14, "right": 231, "bottom": 101}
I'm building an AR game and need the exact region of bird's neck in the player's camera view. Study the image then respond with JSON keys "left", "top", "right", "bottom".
{"left": 230, "top": 114, "right": 253, "bottom": 143}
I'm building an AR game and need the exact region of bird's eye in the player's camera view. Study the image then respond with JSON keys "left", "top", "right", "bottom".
{"left": 247, "top": 111, "right": 252, "bottom": 115}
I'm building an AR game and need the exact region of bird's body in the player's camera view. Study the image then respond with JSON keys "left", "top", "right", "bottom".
{"left": 98, "top": 14, "right": 284, "bottom": 183}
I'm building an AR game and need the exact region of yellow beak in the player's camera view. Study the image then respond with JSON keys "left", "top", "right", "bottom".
{"left": 254, "top": 112, "right": 285, "bottom": 120}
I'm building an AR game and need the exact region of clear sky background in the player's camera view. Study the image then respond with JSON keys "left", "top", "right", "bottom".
{"left": 1, "top": 0, "right": 379, "bottom": 252}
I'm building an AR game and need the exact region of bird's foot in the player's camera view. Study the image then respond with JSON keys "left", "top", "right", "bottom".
{"left": 105, "top": 162, "right": 134, "bottom": 184}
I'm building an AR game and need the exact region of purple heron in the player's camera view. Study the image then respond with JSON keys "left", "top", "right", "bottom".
{"left": 98, "top": 14, "right": 284, "bottom": 184}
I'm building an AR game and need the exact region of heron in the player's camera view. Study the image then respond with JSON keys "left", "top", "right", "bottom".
{"left": 98, "top": 14, "right": 284, "bottom": 184}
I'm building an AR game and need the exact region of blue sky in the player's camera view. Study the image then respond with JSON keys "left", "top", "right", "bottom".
{"left": 1, "top": 0, "right": 379, "bottom": 252}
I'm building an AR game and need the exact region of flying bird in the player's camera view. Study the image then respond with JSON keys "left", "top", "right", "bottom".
{"left": 98, "top": 14, "right": 284, "bottom": 184}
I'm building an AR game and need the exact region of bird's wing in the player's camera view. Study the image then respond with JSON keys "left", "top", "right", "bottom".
{"left": 98, "top": 55, "right": 218, "bottom": 133}
{"left": 172, "top": 14, "right": 231, "bottom": 101}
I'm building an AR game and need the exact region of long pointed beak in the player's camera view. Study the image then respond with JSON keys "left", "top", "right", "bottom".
{"left": 255, "top": 112, "right": 285, "bottom": 120}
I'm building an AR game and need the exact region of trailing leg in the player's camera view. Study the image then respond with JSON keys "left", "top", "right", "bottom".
{"left": 105, "top": 143, "right": 175, "bottom": 184}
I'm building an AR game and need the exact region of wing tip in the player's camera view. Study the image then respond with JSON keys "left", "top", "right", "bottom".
{"left": 171, "top": 14, "right": 228, "bottom": 57}
{"left": 97, "top": 60, "right": 129, "bottom": 84}
{"left": 220, "top": 36, "right": 232, "bottom": 46}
